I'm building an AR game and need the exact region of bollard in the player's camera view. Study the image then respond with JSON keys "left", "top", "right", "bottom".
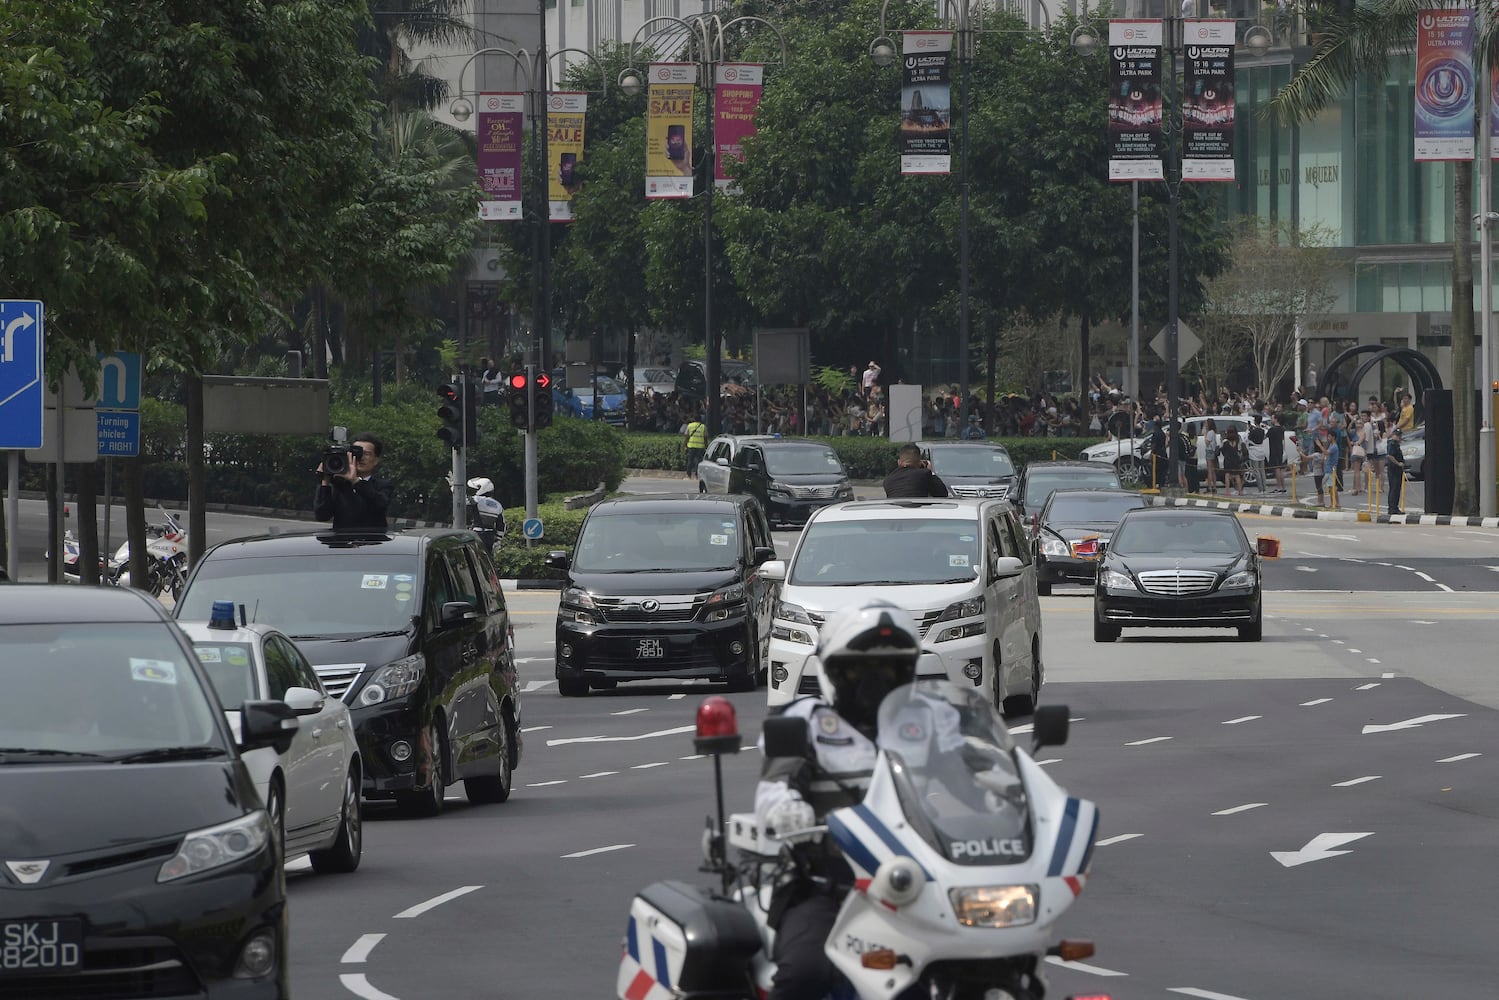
{"left": 1329, "top": 473, "right": 1338, "bottom": 509}
{"left": 1401, "top": 472, "right": 1409, "bottom": 513}
{"left": 1290, "top": 462, "right": 1298, "bottom": 503}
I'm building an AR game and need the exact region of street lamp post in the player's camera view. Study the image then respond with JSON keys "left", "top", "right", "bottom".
{"left": 619, "top": 15, "right": 787, "bottom": 439}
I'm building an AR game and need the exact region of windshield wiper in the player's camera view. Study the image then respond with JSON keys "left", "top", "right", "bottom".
{"left": 109, "top": 746, "right": 227, "bottom": 764}
{"left": 0, "top": 748, "right": 103, "bottom": 761}
{"left": 331, "top": 628, "right": 411, "bottom": 641}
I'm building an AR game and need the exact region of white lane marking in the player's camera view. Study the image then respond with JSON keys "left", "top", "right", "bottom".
{"left": 1367, "top": 658, "right": 1381, "bottom": 664}
{"left": 1008, "top": 723, "right": 1034, "bottom": 734}
{"left": 393, "top": 885, "right": 483, "bottom": 919}
{"left": 1438, "top": 753, "right": 1482, "bottom": 762}
{"left": 1454, "top": 530, "right": 1499, "bottom": 539}
{"left": 1125, "top": 736, "right": 1173, "bottom": 746}
{"left": 1363, "top": 713, "right": 1466, "bottom": 734}
{"left": 1375, "top": 561, "right": 1392, "bottom": 566}
{"left": 1355, "top": 682, "right": 1380, "bottom": 690}
{"left": 1333, "top": 775, "right": 1381, "bottom": 786}
{"left": 631, "top": 762, "right": 669, "bottom": 769}
{"left": 285, "top": 856, "right": 312, "bottom": 872}
{"left": 680, "top": 754, "right": 705, "bottom": 760}
{"left": 515, "top": 657, "right": 545, "bottom": 664}
{"left": 1347, "top": 648, "right": 1362, "bottom": 654}
{"left": 520, "top": 725, "right": 553, "bottom": 733}
{"left": 1212, "top": 802, "right": 1267, "bottom": 816}
{"left": 1317, "top": 633, "right": 1329, "bottom": 638}
{"left": 341, "top": 934, "right": 386, "bottom": 964}
{"left": 1382, "top": 672, "right": 1395, "bottom": 678}
{"left": 1271, "top": 832, "right": 1374, "bottom": 867}
{"left": 611, "top": 708, "right": 649, "bottom": 716}
{"left": 1295, "top": 565, "right": 1318, "bottom": 573}
{"left": 1095, "top": 833, "right": 1144, "bottom": 846}
{"left": 1223, "top": 715, "right": 1261, "bottom": 724}
{"left": 1436, "top": 583, "right": 1454, "bottom": 592}
{"left": 1043, "top": 956, "right": 1129, "bottom": 977}
{"left": 1302, "top": 626, "right": 1316, "bottom": 631}
{"left": 1410, "top": 620, "right": 1437, "bottom": 624}
{"left": 547, "top": 724, "right": 696, "bottom": 747}
{"left": 580, "top": 771, "right": 618, "bottom": 778}
{"left": 1395, "top": 564, "right": 1415, "bottom": 571}
{"left": 1309, "top": 532, "right": 1358, "bottom": 541}
{"left": 341, "top": 973, "right": 401, "bottom": 1000}
{"left": 1300, "top": 698, "right": 1332, "bottom": 706}
{"left": 562, "top": 843, "right": 635, "bottom": 858}
{"left": 1035, "top": 758, "right": 1063, "bottom": 766}
{"left": 521, "top": 680, "right": 555, "bottom": 693}
{"left": 527, "top": 780, "right": 567, "bottom": 787}
{"left": 1332, "top": 639, "right": 1345, "bottom": 644}
{"left": 1169, "top": 989, "right": 1254, "bottom": 1000}
{"left": 1414, "top": 571, "right": 1436, "bottom": 582}
{"left": 668, "top": 693, "right": 686, "bottom": 700}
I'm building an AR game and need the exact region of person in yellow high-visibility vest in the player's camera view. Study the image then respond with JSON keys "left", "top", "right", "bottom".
{"left": 682, "top": 413, "right": 707, "bottom": 478}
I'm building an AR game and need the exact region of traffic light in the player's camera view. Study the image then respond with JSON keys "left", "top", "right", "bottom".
{"left": 533, "top": 371, "right": 553, "bottom": 429}
{"left": 507, "top": 372, "right": 530, "bottom": 429}
{"left": 437, "top": 382, "right": 463, "bottom": 448}
{"left": 462, "top": 378, "right": 479, "bottom": 445}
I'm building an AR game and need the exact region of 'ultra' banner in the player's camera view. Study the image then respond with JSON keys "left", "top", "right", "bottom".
{"left": 1107, "top": 20, "right": 1163, "bottom": 182}
{"left": 900, "top": 32, "right": 952, "bottom": 175}
{"left": 1415, "top": 9, "right": 1475, "bottom": 161}
{"left": 714, "top": 64, "right": 763, "bottom": 193}
{"left": 547, "top": 92, "right": 587, "bottom": 221}
{"left": 478, "top": 93, "right": 524, "bottom": 220}
{"left": 1182, "top": 20, "right": 1236, "bottom": 182}
{"left": 647, "top": 63, "right": 695, "bottom": 199}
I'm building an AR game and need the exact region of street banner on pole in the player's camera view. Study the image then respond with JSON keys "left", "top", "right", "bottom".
{"left": 715, "top": 64, "right": 764, "bottom": 193}
{"left": 1415, "top": 9, "right": 1475, "bottom": 161}
{"left": 1182, "top": 20, "right": 1235, "bottom": 182}
{"left": 547, "top": 92, "right": 587, "bottom": 221}
{"left": 1107, "top": 20, "right": 1164, "bottom": 182}
{"left": 478, "top": 93, "right": 525, "bottom": 220}
{"left": 1490, "top": 62, "right": 1499, "bottom": 159}
{"left": 646, "top": 63, "right": 696, "bottom": 199}
{"left": 900, "top": 32, "right": 952, "bottom": 175}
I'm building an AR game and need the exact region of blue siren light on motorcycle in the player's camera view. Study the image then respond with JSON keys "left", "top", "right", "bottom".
{"left": 693, "top": 696, "right": 740, "bottom": 755}
{"left": 208, "top": 601, "right": 237, "bottom": 630}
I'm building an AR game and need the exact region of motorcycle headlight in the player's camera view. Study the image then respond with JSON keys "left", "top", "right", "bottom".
{"left": 775, "top": 601, "right": 814, "bottom": 625}
{"left": 948, "top": 885, "right": 1037, "bottom": 928}
{"left": 935, "top": 596, "right": 985, "bottom": 622}
{"left": 358, "top": 653, "right": 425, "bottom": 707}
{"left": 158, "top": 812, "right": 269, "bottom": 883}
{"left": 1039, "top": 534, "right": 1070, "bottom": 557}
{"left": 705, "top": 583, "right": 745, "bottom": 622}
{"left": 1221, "top": 569, "right": 1256, "bottom": 590}
{"left": 1102, "top": 569, "right": 1136, "bottom": 591}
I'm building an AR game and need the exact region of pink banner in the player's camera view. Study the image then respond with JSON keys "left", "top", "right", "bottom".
{"left": 714, "top": 64, "right": 764, "bottom": 193}
{"left": 478, "top": 92, "right": 524, "bottom": 220}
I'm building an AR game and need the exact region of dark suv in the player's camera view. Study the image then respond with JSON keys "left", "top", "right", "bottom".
{"left": 727, "top": 439, "right": 854, "bottom": 528}
{"left": 176, "top": 529, "right": 521, "bottom": 817}
{"left": 546, "top": 495, "right": 778, "bottom": 695}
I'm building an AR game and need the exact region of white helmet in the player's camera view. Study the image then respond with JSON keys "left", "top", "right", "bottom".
{"left": 815, "top": 602, "right": 921, "bottom": 733}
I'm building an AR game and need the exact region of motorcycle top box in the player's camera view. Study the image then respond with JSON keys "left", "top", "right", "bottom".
{"left": 616, "top": 880, "right": 762, "bottom": 999}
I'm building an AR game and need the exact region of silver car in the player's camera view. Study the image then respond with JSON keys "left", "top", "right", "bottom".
{"left": 697, "top": 434, "right": 776, "bottom": 494}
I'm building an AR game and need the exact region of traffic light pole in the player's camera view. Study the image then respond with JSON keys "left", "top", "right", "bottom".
{"left": 453, "top": 378, "right": 469, "bottom": 529}
{"left": 524, "top": 363, "right": 539, "bottom": 524}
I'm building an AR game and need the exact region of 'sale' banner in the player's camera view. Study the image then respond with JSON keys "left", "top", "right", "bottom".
{"left": 478, "top": 93, "right": 524, "bottom": 220}
{"left": 714, "top": 64, "right": 764, "bottom": 193}
{"left": 547, "top": 92, "right": 587, "bottom": 221}
{"left": 1182, "top": 20, "right": 1236, "bottom": 182}
{"left": 1491, "top": 63, "right": 1499, "bottom": 159}
{"left": 1107, "top": 20, "right": 1164, "bottom": 182}
{"left": 646, "top": 63, "right": 695, "bottom": 199}
{"left": 900, "top": 32, "right": 952, "bottom": 175}
{"left": 1415, "top": 9, "right": 1475, "bottom": 161}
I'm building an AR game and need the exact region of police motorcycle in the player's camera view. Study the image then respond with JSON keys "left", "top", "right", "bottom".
{"left": 616, "top": 671, "right": 1104, "bottom": 1000}
{"left": 465, "top": 477, "right": 506, "bottom": 552}
{"left": 109, "top": 507, "right": 189, "bottom": 597}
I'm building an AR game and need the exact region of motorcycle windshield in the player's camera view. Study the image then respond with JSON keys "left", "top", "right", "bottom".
{"left": 877, "top": 680, "right": 1032, "bottom": 866}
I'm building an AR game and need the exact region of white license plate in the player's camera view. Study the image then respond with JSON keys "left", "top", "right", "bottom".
{"left": 635, "top": 638, "right": 665, "bottom": 659}
{"left": 0, "top": 918, "right": 84, "bottom": 976}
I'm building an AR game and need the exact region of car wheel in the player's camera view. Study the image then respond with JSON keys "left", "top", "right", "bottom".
{"left": 1001, "top": 637, "right": 1042, "bottom": 717}
{"left": 466, "top": 709, "right": 514, "bottom": 805}
{"left": 397, "top": 722, "right": 445, "bottom": 818}
{"left": 1238, "top": 614, "right": 1263, "bottom": 642}
{"left": 1116, "top": 457, "right": 1145, "bottom": 486}
{"left": 558, "top": 675, "right": 589, "bottom": 697}
{"left": 1037, "top": 580, "right": 1052, "bottom": 597}
{"left": 588, "top": 678, "right": 618, "bottom": 690}
{"left": 698, "top": 480, "right": 707, "bottom": 493}
{"left": 264, "top": 778, "right": 285, "bottom": 867}
{"left": 310, "top": 766, "right": 363, "bottom": 873}
{"left": 1093, "top": 618, "right": 1120, "bottom": 643}
{"left": 726, "top": 668, "right": 756, "bottom": 693}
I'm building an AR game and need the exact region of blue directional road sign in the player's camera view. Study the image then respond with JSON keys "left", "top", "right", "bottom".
{"left": 523, "top": 517, "right": 544, "bottom": 540}
{"left": 0, "top": 300, "right": 45, "bottom": 449}
{"left": 96, "top": 351, "right": 142, "bottom": 457}
{"left": 97, "top": 411, "right": 141, "bottom": 458}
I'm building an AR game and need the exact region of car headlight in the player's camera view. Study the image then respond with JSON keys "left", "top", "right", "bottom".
{"left": 358, "top": 653, "right": 425, "bottom": 706}
{"left": 776, "top": 600, "right": 814, "bottom": 625}
{"left": 705, "top": 583, "right": 746, "bottom": 622}
{"left": 1102, "top": 569, "right": 1136, "bottom": 591}
{"left": 935, "top": 596, "right": 985, "bottom": 622}
{"left": 934, "top": 622, "right": 986, "bottom": 642}
{"left": 836, "top": 479, "right": 854, "bottom": 498}
{"left": 561, "top": 587, "right": 598, "bottom": 625}
{"left": 771, "top": 624, "right": 814, "bottom": 644}
{"left": 1221, "top": 569, "right": 1256, "bottom": 590}
{"left": 1039, "top": 534, "right": 1070, "bottom": 557}
{"left": 158, "top": 812, "right": 270, "bottom": 883}
{"left": 768, "top": 485, "right": 793, "bottom": 498}
{"left": 948, "top": 885, "right": 1037, "bottom": 928}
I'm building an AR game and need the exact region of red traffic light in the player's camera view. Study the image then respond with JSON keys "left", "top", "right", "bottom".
{"left": 535, "top": 371, "right": 552, "bottom": 390}
{"left": 693, "top": 696, "right": 741, "bottom": 755}
{"left": 508, "top": 372, "right": 528, "bottom": 391}
{"left": 439, "top": 382, "right": 460, "bottom": 401}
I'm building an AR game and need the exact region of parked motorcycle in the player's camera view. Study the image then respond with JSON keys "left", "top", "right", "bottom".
{"left": 616, "top": 679, "right": 1104, "bottom": 1000}
{"left": 465, "top": 477, "right": 505, "bottom": 553}
{"left": 111, "top": 508, "right": 189, "bottom": 599}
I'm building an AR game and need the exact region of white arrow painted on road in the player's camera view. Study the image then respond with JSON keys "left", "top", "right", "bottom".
{"left": 1271, "top": 832, "right": 1373, "bottom": 867}
{"left": 1361, "top": 713, "right": 1465, "bottom": 735}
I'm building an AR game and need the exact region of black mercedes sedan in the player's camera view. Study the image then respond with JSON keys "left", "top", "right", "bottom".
{"left": 1093, "top": 507, "right": 1262, "bottom": 642}
{"left": 1033, "top": 488, "right": 1148, "bottom": 595}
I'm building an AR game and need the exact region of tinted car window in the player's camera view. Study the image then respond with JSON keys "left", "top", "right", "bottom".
{"left": 177, "top": 554, "right": 422, "bottom": 635}
{"left": 929, "top": 447, "right": 1016, "bottom": 477}
{"left": 446, "top": 548, "right": 481, "bottom": 608}
{"left": 192, "top": 642, "right": 258, "bottom": 710}
{"left": 1024, "top": 471, "right": 1121, "bottom": 508}
{"left": 1045, "top": 492, "right": 1148, "bottom": 521}
{"left": 574, "top": 511, "right": 742, "bottom": 573}
{"left": 263, "top": 636, "right": 301, "bottom": 700}
{"left": 764, "top": 447, "right": 842, "bottom": 475}
{"left": 1111, "top": 515, "right": 1245, "bottom": 555}
{"left": 788, "top": 519, "right": 979, "bottom": 586}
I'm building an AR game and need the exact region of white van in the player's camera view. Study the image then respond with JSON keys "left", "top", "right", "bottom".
{"left": 760, "top": 498, "right": 1044, "bottom": 716}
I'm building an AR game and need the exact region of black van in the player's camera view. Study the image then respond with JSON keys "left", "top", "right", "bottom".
{"left": 0, "top": 586, "right": 294, "bottom": 998}
{"left": 727, "top": 439, "right": 854, "bottom": 528}
{"left": 546, "top": 495, "right": 778, "bottom": 695}
{"left": 176, "top": 529, "right": 521, "bottom": 818}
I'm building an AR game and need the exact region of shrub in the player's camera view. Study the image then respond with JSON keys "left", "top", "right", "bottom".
{"left": 489, "top": 498, "right": 590, "bottom": 580}
{"left": 622, "top": 432, "right": 684, "bottom": 472}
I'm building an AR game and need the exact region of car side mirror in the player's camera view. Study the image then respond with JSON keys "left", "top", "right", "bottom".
{"left": 759, "top": 559, "right": 786, "bottom": 582}
{"left": 991, "top": 555, "right": 1023, "bottom": 580}
{"left": 440, "top": 601, "right": 479, "bottom": 628}
{"left": 240, "top": 699, "right": 298, "bottom": 755}
{"left": 282, "top": 686, "right": 325, "bottom": 716}
{"left": 715, "top": 456, "right": 729, "bottom": 466}
{"left": 762, "top": 715, "right": 809, "bottom": 758}
{"left": 1031, "top": 704, "right": 1069, "bottom": 749}
{"left": 544, "top": 550, "right": 570, "bottom": 570}
{"left": 751, "top": 546, "right": 776, "bottom": 567}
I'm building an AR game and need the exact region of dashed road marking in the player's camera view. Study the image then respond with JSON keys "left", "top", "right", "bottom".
{"left": 520, "top": 680, "right": 555, "bottom": 693}
{"left": 547, "top": 724, "right": 696, "bottom": 747}
{"left": 521, "top": 725, "right": 552, "bottom": 733}
{"left": 668, "top": 693, "right": 686, "bottom": 700}
{"left": 611, "top": 708, "right": 649, "bottom": 716}
{"left": 1355, "top": 683, "right": 1380, "bottom": 690}
{"left": 1043, "top": 956, "right": 1128, "bottom": 977}
{"left": 394, "top": 885, "right": 482, "bottom": 919}
{"left": 1035, "top": 758, "right": 1062, "bottom": 766}
{"left": 527, "top": 780, "right": 567, "bottom": 787}
{"left": 1212, "top": 802, "right": 1266, "bottom": 815}
{"left": 580, "top": 771, "right": 618, "bottom": 778}
{"left": 562, "top": 843, "right": 634, "bottom": 858}
{"left": 1438, "top": 753, "right": 1482, "bottom": 763}
{"left": 1125, "top": 736, "right": 1173, "bottom": 746}
{"left": 1095, "top": 833, "right": 1144, "bottom": 846}
{"left": 1301, "top": 698, "right": 1332, "bottom": 706}
{"left": 1367, "top": 658, "right": 1381, "bottom": 664}
{"left": 1169, "top": 989, "right": 1254, "bottom": 1000}
{"left": 1222, "top": 716, "right": 1261, "bottom": 725}
{"left": 631, "top": 762, "right": 669, "bottom": 769}
{"left": 1333, "top": 775, "right": 1381, "bottom": 786}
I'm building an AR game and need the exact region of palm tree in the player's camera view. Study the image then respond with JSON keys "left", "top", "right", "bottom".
{"left": 360, "top": 1, "right": 472, "bottom": 118}
{"left": 1269, "top": 0, "right": 1478, "bottom": 513}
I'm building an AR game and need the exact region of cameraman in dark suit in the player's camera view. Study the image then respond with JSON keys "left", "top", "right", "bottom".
{"left": 315, "top": 432, "right": 391, "bottom": 531}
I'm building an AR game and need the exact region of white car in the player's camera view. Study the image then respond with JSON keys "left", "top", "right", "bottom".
{"left": 760, "top": 498, "right": 1044, "bottom": 716}
{"left": 619, "top": 366, "right": 679, "bottom": 396}
{"left": 180, "top": 616, "right": 363, "bottom": 874}
{"left": 1080, "top": 414, "right": 1259, "bottom": 487}
{"left": 697, "top": 434, "right": 776, "bottom": 494}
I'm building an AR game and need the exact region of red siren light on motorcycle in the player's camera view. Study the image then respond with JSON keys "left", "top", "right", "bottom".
{"left": 693, "top": 696, "right": 741, "bottom": 755}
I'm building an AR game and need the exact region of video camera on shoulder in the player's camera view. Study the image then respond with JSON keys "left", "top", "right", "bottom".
{"left": 323, "top": 443, "right": 365, "bottom": 477}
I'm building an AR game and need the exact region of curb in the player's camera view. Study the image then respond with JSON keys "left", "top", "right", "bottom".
{"left": 1143, "top": 493, "right": 1499, "bottom": 527}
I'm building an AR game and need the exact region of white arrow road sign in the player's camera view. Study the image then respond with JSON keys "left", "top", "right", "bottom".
{"left": 1361, "top": 713, "right": 1466, "bottom": 735}
{"left": 1271, "top": 832, "right": 1373, "bottom": 868}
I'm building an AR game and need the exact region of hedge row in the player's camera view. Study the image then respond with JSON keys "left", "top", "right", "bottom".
{"left": 489, "top": 499, "right": 589, "bottom": 581}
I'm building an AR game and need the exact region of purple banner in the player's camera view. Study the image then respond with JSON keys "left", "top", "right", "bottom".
{"left": 1414, "top": 9, "right": 1475, "bottom": 162}
{"left": 478, "top": 92, "right": 524, "bottom": 220}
